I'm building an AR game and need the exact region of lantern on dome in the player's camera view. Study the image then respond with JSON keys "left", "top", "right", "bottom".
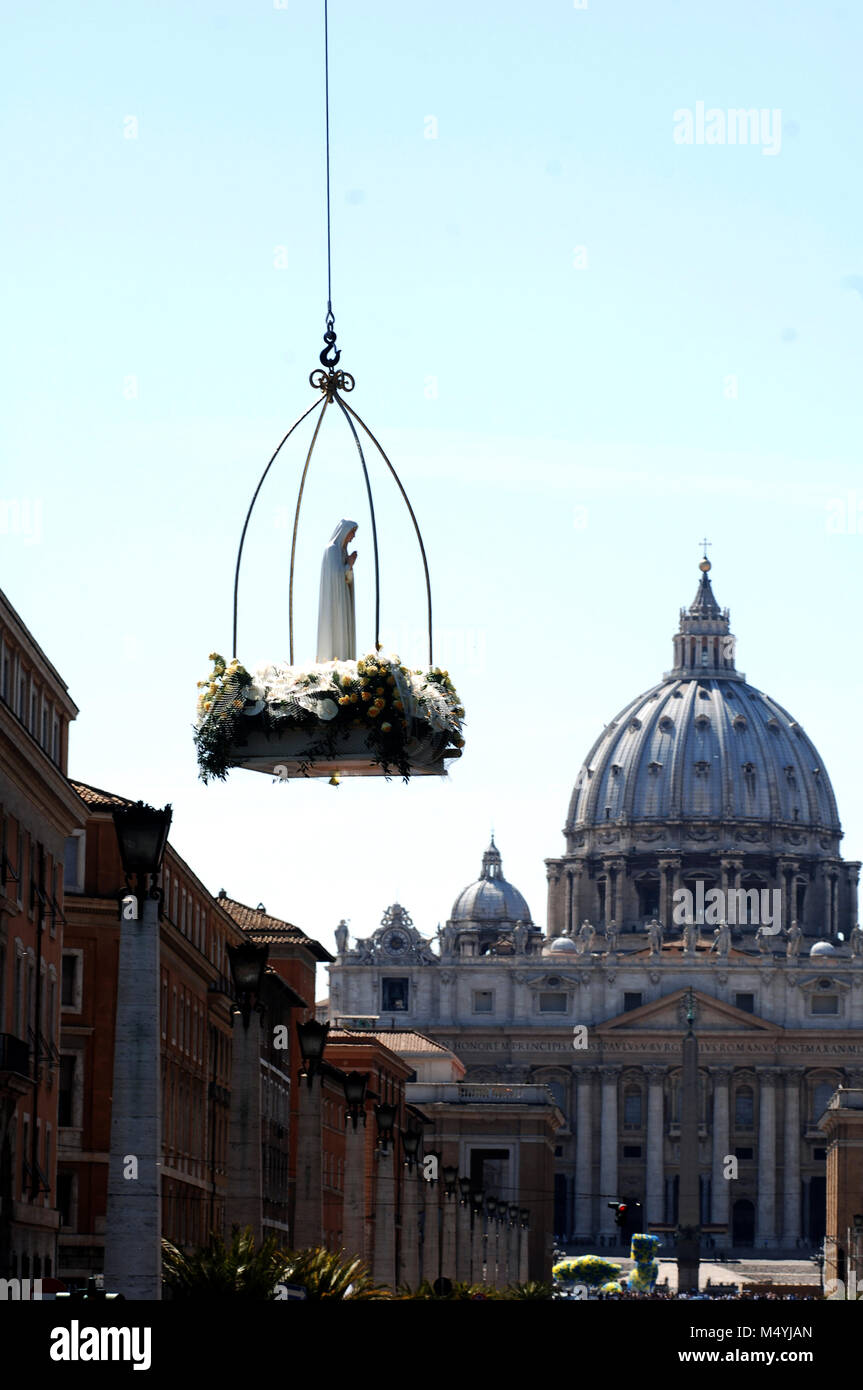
{"left": 193, "top": 3, "right": 465, "bottom": 787}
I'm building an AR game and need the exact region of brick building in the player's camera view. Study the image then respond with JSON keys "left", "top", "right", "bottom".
{"left": 0, "top": 589, "right": 85, "bottom": 1281}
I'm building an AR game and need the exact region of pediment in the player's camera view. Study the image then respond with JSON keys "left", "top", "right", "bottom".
{"left": 600, "top": 988, "right": 775, "bottom": 1034}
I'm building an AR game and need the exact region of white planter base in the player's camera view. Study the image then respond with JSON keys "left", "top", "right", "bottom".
{"left": 226, "top": 723, "right": 461, "bottom": 778}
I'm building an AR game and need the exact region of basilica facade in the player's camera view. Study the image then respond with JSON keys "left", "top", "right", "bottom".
{"left": 327, "top": 563, "right": 863, "bottom": 1252}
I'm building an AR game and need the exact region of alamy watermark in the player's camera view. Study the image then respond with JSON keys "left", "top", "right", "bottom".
{"left": 672, "top": 884, "right": 782, "bottom": 930}
{"left": 673, "top": 102, "right": 782, "bottom": 157}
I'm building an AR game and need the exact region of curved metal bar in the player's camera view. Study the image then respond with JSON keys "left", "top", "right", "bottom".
{"left": 232, "top": 395, "right": 326, "bottom": 659}
{"left": 333, "top": 393, "right": 380, "bottom": 653}
{"left": 337, "top": 395, "right": 434, "bottom": 666}
{"left": 288, "top": 396, "right": 332, "bottom": 664}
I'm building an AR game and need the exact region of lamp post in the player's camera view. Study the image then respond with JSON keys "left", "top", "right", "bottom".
{"left": 471, "top": 1189, "right": 485, "bottom": 1285}
{"left": 456, "top": 1175, "right": 472, "bottom": 1283}
{"left": 342, "top": 1072, "right": 369, "bottom": 1261}
{"left": 293, "top": 1017, "right": 330, "bottom": 1249}
{"left": 486, "top": 1197, "right": 499, "bottom": 1288}
{"left": 373, "top": 1101, "right": 399, "bottom": 1289}
{"left": 104, "top": 801, "right": 172, "bottom": 1301}
{"left": 519, "top": 1208, "right": 530, "bottom": 1284}
{"left": 508, "top": 1203, "right": 520, "bottom": 1289}
{"left": 225, "top": 939, "right": 269, "bottom": 1243}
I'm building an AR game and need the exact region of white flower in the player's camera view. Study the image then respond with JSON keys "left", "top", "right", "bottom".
{"left": 318, "top": 698, "right": 338, "bottom": 721}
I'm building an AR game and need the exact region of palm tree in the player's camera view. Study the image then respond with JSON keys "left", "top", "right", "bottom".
{"left": 281, "top": 1247, "right": 391, "bottom": 1300}
{"left": 162, "top": 1228, "right": 291, "bottom": 1300}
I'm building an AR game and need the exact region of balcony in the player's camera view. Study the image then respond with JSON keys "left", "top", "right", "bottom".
{"left": 408, "top": 1082, "right": 563, "bottom": 1107}
{"left": 0, "top": 1033, "right": 30, "bottom": 1093}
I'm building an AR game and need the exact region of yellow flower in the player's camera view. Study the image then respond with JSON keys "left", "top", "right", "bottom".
{"left": 338, "top": 696, "right": 350, "bottom": 706}
{"left": 204, "top": 700, "right": 212, "bottom": 711}
{"left": 386, "top": 675, "right": 395, "bottom": 686}
{"left": 376, "top": 686, "right": 385, "bottom": 696}
{"left": 381, "top": 722, "right": 392, "bottom": 732}
{"left": 341, "top": 675, "right": 352, "bottom": 687}
{"left": 368, "top": 707, "right": 380, "bottom": 718}
{"left": 361, "top": 691, "right": 373, "bottom": 702}
{"left": 394, "top": 699, "right": 403, "bottom": 710}
{"left": 232, "top": 699, "right": 242, "bottom": 709}
{"left": 350, "top": 693, "right": 358, "bottom": 703}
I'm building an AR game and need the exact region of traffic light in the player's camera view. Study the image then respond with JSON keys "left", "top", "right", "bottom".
{"left": 607, "top": 1200, "right": 642, "bottom": 1231}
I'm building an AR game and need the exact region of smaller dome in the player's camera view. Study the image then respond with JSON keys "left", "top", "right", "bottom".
{"left": 450, "top": 836, "right": 531, "bottom": 925}
{"left": 544, "top": 936, "right": 578, "bottom": 955}
{"left": 810, "top": 940, "right": 837, "bottom": 957}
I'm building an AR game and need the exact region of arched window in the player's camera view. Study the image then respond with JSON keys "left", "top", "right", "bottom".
{"left": 735, "top": 1086, "right": 754, "bottom": 1129}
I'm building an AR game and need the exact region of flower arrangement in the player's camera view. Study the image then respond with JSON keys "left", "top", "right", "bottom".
{"left": 627, "top": 1232, "right": 659, "bottom": 1294}
{"left": 599, "top": 1280, "right": 624, "bottom": 1296}
{"left": 194, "top": 651, "right": 465, "bottom": 783}
{"left": 552, "top": 1255, "right": 622, "bottom": 1288}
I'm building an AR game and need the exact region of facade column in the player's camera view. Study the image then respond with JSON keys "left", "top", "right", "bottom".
{"left": 782, "top": 1069, "right": 801, "bottom": 1249}
{"left": 103, "top": 892, "right": 162, "bottom": 1300}
{"left": 574, "top": 1071, "right": 594, "bottom": 1240}
{"left": 545, "top": 861, "right": 563, "bottom": 937}
{"left": 571, "top": 864, "right": 585, "bottom": 935}
{"left": 756, "top": 1069, "right": 777, "bottom": 1248}
{"left": 342, "top": 1117, "right": 367, "bottom": 1261}
{"left": 710, "top": 1065, "right": 732, "bottom": 1249}
{"left": 293, "top": 1078, "right": 323, "bottom": 1248}
{"left": 399, "top": 1166, "right": 420, "bottom": 1291}
{"left": 422, "top": 1178, "right": 440, "bottom": 1287}
{"left": 659, "top": 858, "right": 681, "bottom": 929}
{"left": 225, "top": 1009, "right": 263, "bottom": 1244}
{"left": 565, "top": 871, "right": 574, "bottom": 938}
{"left": 599, "top": 1066, "right": 619, "bottom": 1235}
{"left": 645, "top": 1066, "right": 665, "bottom": 1228}
{"left": 373, "top": 1145, "right": 396, "bottom": 1288}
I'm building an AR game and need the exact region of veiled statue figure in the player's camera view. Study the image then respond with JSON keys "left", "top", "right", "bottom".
{"left": 647, "top": 917, "right": 663, "bottom": 956}
{"left": 850, "top": 923, "right": 863, "bottom": 959}
{"left": 785, "top": 920, "right": 803, "bottom": 959}
{"left": 513, "top": 919, "right": 529, "bottom": 955}
{"left": 334, "top": 919, "right": 349, "bottom": 956}
{"left": 754, "top": 923, "right": 774, "bottom": 956}
{"left": 577, "top": 919, "right": 596, "bottom": 954}
{"left": 683, "top": 919, "right": 699, "bottom": 954}
{"left": 711, "top": 920, "right": 731, "bottom": 959}
{"left": 316, "top": 519, "right": 358, "bottom": 661}
{"left": 605, "top": 919, "right": 619, "bottom": 954}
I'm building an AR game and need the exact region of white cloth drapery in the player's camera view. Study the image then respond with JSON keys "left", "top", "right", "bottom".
{"left": 316, "top": 519, "right": 357, "bottom": 662}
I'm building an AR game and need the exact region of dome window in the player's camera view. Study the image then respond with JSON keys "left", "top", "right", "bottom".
{"left": 610, "top": 764, "right": 622, "bottom": 776}
{"left": 659, "top": 716, "right": 673, "bottom": 732}
{"left": 648, "top": 760, "right": 662, "bottom": 774}
{"left": 767, "top": 717, "right": 780, "bottom": 731}
{"left": 733, "top": 715, "right": 747, "bottom": 730}
{"left": 694, "top": 759, "right": 710, "bottom": 775}
{"left": 698, "top": 688, "right": 710, "bottom": 699}
{"left": 694, "top": 714, "right": 710, "bottom": 730}
{"left": 629, "top": 718, "right": 642, "bottom": 731}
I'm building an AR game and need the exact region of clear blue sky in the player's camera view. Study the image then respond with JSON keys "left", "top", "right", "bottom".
{"left": 3, "top": 1, "right": 863, "bottom": 991}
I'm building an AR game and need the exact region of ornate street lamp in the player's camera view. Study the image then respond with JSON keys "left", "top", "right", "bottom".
{"left": 402, "top": 1125, "right": 422, "bottom": 1170}
{"left": 296, "top": 1017, "right": 330, "bottom": 1088}
{"left": 520, "top": 1208, "right": 530, "bottom": 1229}
{"left": 442, "top": 1163, "right": 458, "bottom": 1198}
{"left": 343, "top": 1071, "right": 369, "bottom": 1128}
{"left": 470, "top": 1189, "right": 485, "bottom": 1217}
{"left": 226, "top": 940, "right": 269, "bottom": 1029}
{"left": 508, "top": 1203, "right": 519, "bottom": 1225}
{"left": 486, "top": 1196, "right": 498, "bottom": 1219}
{"left": 112, "top": 802, "right": 172, "bottom": 885}
{"left": 458, "top": 1175, "right": 472, "bottom": 1207}
{"left": 374, "top": 1101, "right": 397, "bottom": 1154}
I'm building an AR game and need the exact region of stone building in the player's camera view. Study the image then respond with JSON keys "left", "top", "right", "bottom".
{"left": 329, "top": 562, "right": 863, "bottom": 1255}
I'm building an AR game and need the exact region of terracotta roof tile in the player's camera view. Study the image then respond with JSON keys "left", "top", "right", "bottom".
{"left": 71, "top": 780, "right": 136, "bottom": 808}
{"left": 217, "top": 894, "right": 333, "bottom": 962}
{"left": 329, "top": 1028, "right": 451, "bottom": 1055}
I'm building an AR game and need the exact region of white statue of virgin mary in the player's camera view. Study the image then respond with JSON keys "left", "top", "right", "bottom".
{"left": 316, "top": 519, "right": 357, "bottom": 662}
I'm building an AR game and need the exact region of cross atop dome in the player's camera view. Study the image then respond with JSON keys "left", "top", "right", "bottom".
{"left": 671, "top": 554, "right": 742, "bottom": 679}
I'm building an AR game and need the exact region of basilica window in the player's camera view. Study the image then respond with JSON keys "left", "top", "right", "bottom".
{"left": 473, "top": 990, "right": 494, "bottom": 1014}
{"left": 734, "top": 1086, "right": 754, "bottom": 1129}
{"left": 381, "top": 978, "right": 409, "bottom": 1012}
{"left": 623, "top": 992, "right": 643, "bottom": 1013}
{"left": 810, "top": 994, "right": 838, "bottom": 1016}
{"left": 623, "top": 1089, "right": 643, "bottom": 1129}
{"left": 734, "top": 993, "right": 754, "bottom": 1014}
{"left": 539, "top": 992, "right": 567, "bottom": 1013}
{"left": 812, "top": 1081, "right": 835, "bottom": 1120}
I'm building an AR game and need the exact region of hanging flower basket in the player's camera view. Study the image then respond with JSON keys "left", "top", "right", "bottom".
{"left": 194, "top": 652, "right": 465, "bottom": 783}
